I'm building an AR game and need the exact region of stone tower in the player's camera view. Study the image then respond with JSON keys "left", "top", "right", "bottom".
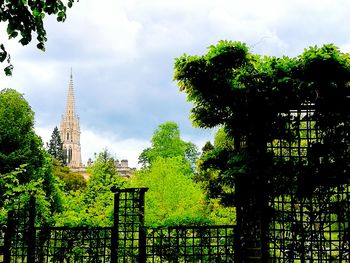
{"left": 59, "top": 71, "right": 82, "bottom": 168}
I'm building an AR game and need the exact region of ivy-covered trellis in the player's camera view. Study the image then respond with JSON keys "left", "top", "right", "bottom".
{"left": 174, "top": 41, "right": 350, "bottom": 262}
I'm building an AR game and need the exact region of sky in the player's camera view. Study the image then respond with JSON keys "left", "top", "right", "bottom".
{"left": 1, "top": 0, "right": 350, "bottom": 168}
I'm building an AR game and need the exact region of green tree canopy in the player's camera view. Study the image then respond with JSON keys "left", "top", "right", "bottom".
{"left": 84, "top": 150, "right": 125, "bottom": 220}
{"left": 130, "top": 157, "right": 208, "bottom": 226}
{"left": 0, "top": 0, "right": 76, "bottom": 75}
{"left": 85, "top": 150, "right": 125, "bottom": 203}
{"left": 174, "top": 41, "right": 350, "bottom": 259}
{"left": 0, "top": 89, "right": 63, "bottom": 218}
{"left": 54, "top": 150, "right": 125, "bottom": 227}
{"left": 0, "top": 88, "right": 44, "bottom": 176}
{"left": 174, "top": 41, "right": 350, "bottom": 134}
{"left": 52, "top": 159, "right": 86, "bottom": 192}
{"left": 174, "top": 41, "right": 350, "bottom": 203}
{"left": 47, "top": 126, "right": 66, "bottom": 165}
{"left": 195, "top": 128, "right": 236, "bottom": 206}
{"left": 138, "top": 121, "right": 199, "bottom": 170}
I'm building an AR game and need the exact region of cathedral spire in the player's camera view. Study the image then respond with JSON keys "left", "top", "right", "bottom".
{"left": 60, "top": 70, "right": 82, "bottom": 169}
{"left": 65, "top": 70, "right": 76, "bottom": 118}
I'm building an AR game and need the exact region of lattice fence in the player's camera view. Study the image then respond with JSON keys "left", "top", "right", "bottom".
{"left": 267, "top": 104, "right": 350, "bottom": 262}
{"left": 145, "top": 225, "right": 234, "bottom": 262}
{"left": 35, "top": 226, "right": 113, "bottom": 262}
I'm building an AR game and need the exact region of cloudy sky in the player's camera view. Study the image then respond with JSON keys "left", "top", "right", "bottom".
{"left": 1, "top": 0, "right": 350, "bottom": 167}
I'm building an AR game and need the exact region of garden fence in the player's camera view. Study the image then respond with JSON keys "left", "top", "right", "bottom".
{"left": 0, "top": 189, "right": 235, "bottom": 263}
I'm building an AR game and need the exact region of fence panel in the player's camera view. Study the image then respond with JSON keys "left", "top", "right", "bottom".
{"left": 0, "top": 224, "right": 5, "bottom": 263}
{"left": 267, "top": 105, "right": 350, "bottom": 261}
{"left": 35, "top": 226, "right": 113, "bottom": 263}
{"left": 3, "top": 197, "right": 35, "bottom": 263}
{"left": 114, "top": 188, "right": 148, "bottom": 263}
{"left": 145, "top": 225, "right": 234, "bottom": 262}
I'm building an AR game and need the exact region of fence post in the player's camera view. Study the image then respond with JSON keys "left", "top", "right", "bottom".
{"left": 27, "top": 195, "right": 36, "bottom": 263}
{"left": 3, "top": 211, "right": 14, "bottom": 263}
{"left": 138, "top": 188, "right": 148, "bottom": 263}
{"left": 111, "top": 190, "right": 120, "bottom": 263}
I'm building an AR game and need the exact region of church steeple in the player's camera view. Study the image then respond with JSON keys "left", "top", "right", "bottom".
{"left": 65, "top": 70, "right": 76, "bottom": 118}
{"left": 59, "top": 70, "right": 82, "bottom": 169}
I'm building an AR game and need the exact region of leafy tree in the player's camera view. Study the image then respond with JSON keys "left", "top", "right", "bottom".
{"left": 138, "top": 122, "right": 199, "bottom": 170}
{"left": 195, "top": 127, "right": 236, "bottom": 206}
{"left": 135, "top": 122, "right": 213, "bottom": 226}
{"left": 0, "top": 0, "right": 77, "bottom": 75}
{"left": 47, "top": 126, "right": 66, "bottom": 165}
{"left": 52, "top": 150, "right": 123, "bottom": 227}
{"left": 52, "top": 159, "right": 86, "bottom": 192}
{"left": 68, "top": 150, "right": 124, "bottom": 226}
{"left": 0, "top": 88, "right": 63, "bottom": 219}
{"left": 174, "top": 41, "right": 350, "bottom": 259}
{"left": 175, "top": 41, "right": 350, "bottom": 200}
{"left": 130, "top": 157, "right": 208, "bottom": 226}
{"left": 0, "top": 89, "right": 42, "bottom": 175}
{"left": 85, "top": 150, "right": 125, "bottom": 203}
{"left": 51, "top": 189, "right": 88, "bottom": 226}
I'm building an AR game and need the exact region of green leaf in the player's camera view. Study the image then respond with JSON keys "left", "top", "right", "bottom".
{"left": 0, "top": 47, "right": 7, "bottom": 62}
{"left": 36, "top": 43, "right": 45, "bottom": 51}
{"left": 4, "top": 65, "right": 13, "bottom": 76}
{"left": 33, "top": 9, "right": 40, "bottom": 17}
{"left": 9, "top": 31, "right": 18, "bottom": 39}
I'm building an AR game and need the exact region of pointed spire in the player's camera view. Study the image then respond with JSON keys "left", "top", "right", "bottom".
{"left": 60, "top": 69, "right": 82, "bottom": 169}
{"left": 65, "top": 70, "right": 76, "bottom": 118}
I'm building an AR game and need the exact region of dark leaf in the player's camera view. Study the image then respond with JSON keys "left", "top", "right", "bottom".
{"left": 4, "top": 65, "right": 13, "bottom": 76}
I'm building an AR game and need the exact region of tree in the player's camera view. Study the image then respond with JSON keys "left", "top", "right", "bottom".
{"left": 130, "top": 157, "right": 208, "bottom": 226}
{"left": 53, "top": 150, "right": 124, "bottom": 227}
{"left": 85, "top": 150, "right": 125, "bottom": 203}
{"left": 195, "top": 127, "right": 236, "bottom": 206}
{"left": 138, "top": 121, "right": 199, "bottom": 170}
{"left": 47, "top": 126, "right": 66, "bottom": 165}
{"left": 52, "top": 159, "right": 86, "bottom": 192}
{"left": 0, "top": 88, "right": 44, "bottom": 176}
{"left": 174, "top": 41, "right": 350, "bottom": 200}
{"left": 174, "top": 41, "right": 350, "bottom": 260}
{"left": 82, "top": 150, "right": 125, "bottom": 225}
{"left": 0, "top": 0, "right": 76, "bottom": 75}
{"left": 0, "top": 88, "right": 63, "bottom": 218}
{"left": 134, "top": 122, "right": 212, "bottom": 226}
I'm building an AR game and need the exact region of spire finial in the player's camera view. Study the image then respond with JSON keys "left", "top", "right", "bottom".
{"left": 70, "top": 67, "right": 73, "bottom": 79}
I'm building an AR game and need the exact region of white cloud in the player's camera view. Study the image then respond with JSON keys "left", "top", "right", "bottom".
{"left": 36, "top": 125, "right": 150, "bottom": 169}
{"left": 4, "top": 0, "right": 350, "bottom": 172}
{"left": 81, "top": 128, "right": 150, "bottom": 168}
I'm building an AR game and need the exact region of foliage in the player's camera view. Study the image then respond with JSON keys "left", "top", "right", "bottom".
{"left": 0, "top": 164, "right": 60, "bottom": 224}
{"left": 175, "top": 41, "right": 350, "bottom": 258}
{"left": 174, "top": 41, "right": 350, "bottom": 133}
{"left": 174, "top": 41, "right": 350, "bottom": 197}
{"left": 130, "top": 157, "right": 208, "bottom": 227}
{"left": 56, "top": 150, "right": 124, "bottom": 226}
{"left": 52, "top": 190, "right": 88, "bottom": 226}
{"left": 214, "top": 127, "right": 234, "bottom": 150}
{"left": 47, "top": 126, "right": 66, "bottom": 165}
{"left": 52, "top": 150, "right": 125, "bottom": 227}
{"left": 52, "top": 159, "right": 86, "bottom": 192}
{"left": 138, "top": 122, "right": 199, "bottom": 171}
{"left": 85, "top": 150, "right": 125, "bottom": 203}
{"left": 0, "top": 0, "right": 77, "bottom": 75}
{"left": 195, "top": 128, "right": 237, "bottom": 206}
{"left": 0, "top": 89, "right": 43, "bottom": 176}
{"left": 0, "top": 89, "right": 63, "bottom": 219}
{"left": 207, "top": 198, "right": 236, "bottom": 225}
